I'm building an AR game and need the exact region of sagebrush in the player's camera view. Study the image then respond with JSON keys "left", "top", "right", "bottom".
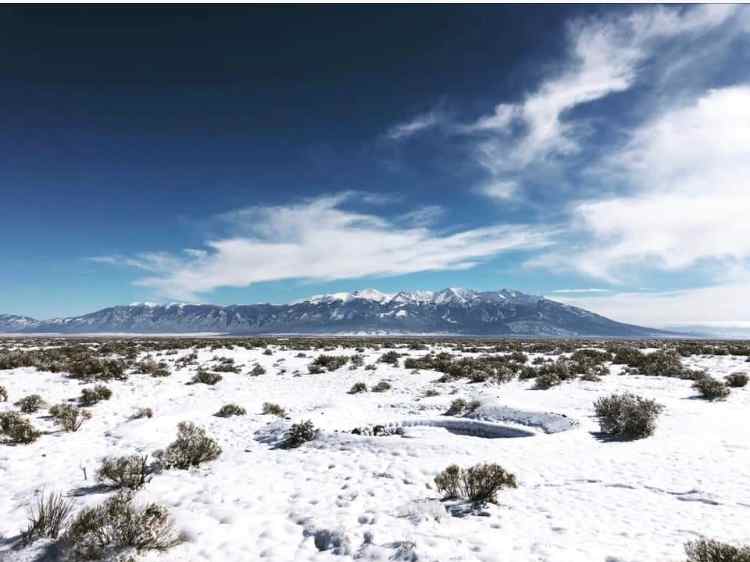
{"left": 0, "top": 411, "right": 41, "bottom": 443}
{"left": 215, "top": 403, "right": 246, "bottom": 417}
{"left": 434, "top": 463, "right": 517, "bottom": 503}
{"left": 594, "top": 393, "right": 664, "bottom": 439}
{"left": 15, "top": 394, "right": 45, "bottom": 413}
{"left": 62, "top": 490, "right": 181, "bottom": 559}
{"left": 685, "top": 538, "right": 750, "bottom": 562}
{"left": 283, "top": 420, "right": 318, "bottom": 448}
{"left": 97, "top": 455, "right": 150, "bottom": 490}
{"left": 155, "top": 422, "right": 222, "bottom": 469}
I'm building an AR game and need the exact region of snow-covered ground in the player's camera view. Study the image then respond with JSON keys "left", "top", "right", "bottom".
{"left": 1, "top": 343, "right": 748, "bottom": 562}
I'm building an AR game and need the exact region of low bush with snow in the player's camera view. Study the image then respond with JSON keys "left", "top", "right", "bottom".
{"left": 594, "top": 393, "right": 664, "bottom": 439}
{"left": 155, "top": 422, "right": 222, "bottom": 469}
{"left": 434, "top": 462, "right": 517, "bottom": 503}
{"left": 693, "top": 376, "right": 731, "bottom": 401}
{"left": 684, "top": 538, "right": 750, "bottom": 562}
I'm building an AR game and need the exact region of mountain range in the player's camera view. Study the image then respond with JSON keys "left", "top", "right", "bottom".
{"left": 0, "top": 288, "right": 671, "bottom": 337}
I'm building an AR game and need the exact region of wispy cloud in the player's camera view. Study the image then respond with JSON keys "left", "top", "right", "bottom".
{"left": 385, "top": 110, "right": 443, "bottom": 141}
{"left": 553, "top": 85, "right": 750, "bottom": 281}
{"left": 466, "top": 5, "right": 735, "bottom": 177}
{"left": 93, "top": 192, "right": 551, "bottom": 300}
{"left": 474, "top": 181, "right": 517, "bottom": 201}
{"left": 549, "top": 288, "right": 610, "bottom": 294}
{"left": 397, "top": 205, "right": 445, "bottom": 227}
{"left": 554, "top": 283, "right": 750, "bottom": 328}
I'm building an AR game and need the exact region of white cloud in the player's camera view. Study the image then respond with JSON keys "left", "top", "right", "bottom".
{"left": 96, "top": 193, "right": 551, "bottom": 300}
{"left": 397, "top": 205, "right": 444, "bottom": 227}
{"left": 475, "top": 181, "right": 517, "bottom": 201}
{"left": 466, "top": 5, "right": 735, "bottom": 193}
{"left": 549, "top": 288, "right": 610, "bottom": 294}
{"left": 386, "top": 110, "right": 442, "bottom": 141}
{"left": 566, "top": 85, "right": 750, "bottom": 280}
{"left": 553, "top": 283, "right": 750, "bottom": 328}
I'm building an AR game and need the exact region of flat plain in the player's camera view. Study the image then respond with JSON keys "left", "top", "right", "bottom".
{"left": 1, "top": 337, "right": 748, "bottom": 562}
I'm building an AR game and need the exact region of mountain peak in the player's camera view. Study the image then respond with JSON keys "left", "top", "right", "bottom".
{"left": 295, "top": 288, "right": 394, "bottom": 305}
{"left": 296, "top": 287, "right": 539, "bottom": 306}
{"left": 0, "top": 287, "right": 668, "bottom": 337}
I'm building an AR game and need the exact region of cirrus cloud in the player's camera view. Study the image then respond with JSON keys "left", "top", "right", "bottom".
{"left": 93, "top": 192, "right": 552, "bottom": 300}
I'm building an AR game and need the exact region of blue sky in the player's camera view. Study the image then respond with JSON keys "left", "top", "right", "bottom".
{"left": 2, "top": 6, "right": 750, "bottom": 327}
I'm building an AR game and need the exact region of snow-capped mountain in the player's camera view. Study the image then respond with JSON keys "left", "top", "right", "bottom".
{"left": 0, "top": 314, "right": 41, "bottom": 332}
{"left": 0, "top": 288, "right": 670, "bottom": 336}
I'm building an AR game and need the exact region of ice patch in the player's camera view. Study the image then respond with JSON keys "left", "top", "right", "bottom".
{"left": 467, "top": 402, "right": 578, "bottom": 433}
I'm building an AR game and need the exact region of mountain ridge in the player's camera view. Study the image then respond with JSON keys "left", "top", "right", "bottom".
{"left": 0, "top": 288, "right": 674, "bottom": 337}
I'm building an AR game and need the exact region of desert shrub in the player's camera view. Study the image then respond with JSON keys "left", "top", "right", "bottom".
{"left": 725, "top": 372, "right": 748, "bottom": 388}
{"left": 423, "top": 389, "right": 440, "bottom": 397}
{"left": 130, "top": 407, "right": 153, "bottom": 420}
{"left": 155, "top": 422, "right": 222, "bottom": 470}
{"left": 685, "top": 538, "right": 750, "bottom": 562}
{"left": 263, "top": 348, "right": 273, "bottom": 355}
{"left": 62, "top": 490, "right": 181, "bottom": 559}
{"left": 48, "top": 403, "right": 64, "bottom": 417}
{"left": 189, "top": 370, "right": 222, "bottom": 385}
{"left": 134, "top": 358, "right": 170, "bottom": 377}
{"left": 461, "top": 463, "right": 518, "bottom": 503}
{"left": 215, "top": 403, "right": 246, "bottom": 417}
{"left": 249, "top": 364, "right": 266, "bottom": 376}
{"left": 693, "top": 376, "right": 731, "bottom": 400}
{"left": 570, "top": 348, "right": 611, "bottom": 367}
{"left": 445, "top": 398, "right": 480, "bottom": 416}
{"left": 151, "top": 366, "right": 171, "bottom": 377}
{"left": 537, "top": 359, "right": 576, "bottom": 381}
{"left": 262, "top": 402, "right": 287, "bottom": 417}
{"left": 50, "top": 404, "right": 92, "bottom": 432}
{"left": 610, "top": 346, "right": 646, "bottom": 366}
{"left": 15, "top": 394, "right": 45, "bottom": 413}
{"left": 680, "top": 369, "right": 710, "bottom": 381}
{"left": 434, "top": 463, "right": 517, "bottom": 503}
{"left": 68, "top": 357, "right": 126, "bottom": 381}
{"left": 364, "top": 364, "right": 377, "bottom": 371}
{"left": 212, "top": 357, "right": 241, "bottom": 373}
{"left": 0, "top": 385, "right": 7, "bottom": 401}
{"left": 283, "top": 420, "right": 318, "bottom": 448}
{"left": 407, "top": 353, "right": 521, "bottom": 384}
{"left": 434, "top": 464, "right": 462, "bottom": 498}
{"left": 372, "top": 380, "right": 391, "bottom": 392}
{"left": 21, "top": 491, "right": 74, "bottom": 545}
{"left": 518, "top": 366, "right": 539, "bottom": 380}
{"left": 594, "top": 393, "right": 664, "bottom": 439}
{"left": 0, "top": 411, "right": 41, "bottom": 443}
{"left": 379, "top": 351, "right": 400, "bottom": 366}
{"left": 534, "top": 372, "right": 561, "bottom": 389}
{"left": 639, "top": 350, "right": 693, "bottom": 377}
{"left": 508, "top": 351, "right": 528, "bottom": 364}
{"left": 616, "top": 348, "right": 696, "bottom": 378}
{"left": 310, "top": 355, "right": 349, "bottom": 372}
{"left": 97, "top": 455, "right": 150, "bottom": 490}
{"left": 348, "top": 382, "right": 368, "bottom": 394}
{"left": 174, "top": 352, "right": 198, "bottom": 369}
{"left": 79, "top": 385, "right": 112, "bottom": 406}
{"left": 587, "top": 363, "right": 609, "bottom": 378}
{"left": 445, "top": 398, "right": 467, "bottom": 416}
{"left": 350, "top": 354, "right": 365, "bottom": 368}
